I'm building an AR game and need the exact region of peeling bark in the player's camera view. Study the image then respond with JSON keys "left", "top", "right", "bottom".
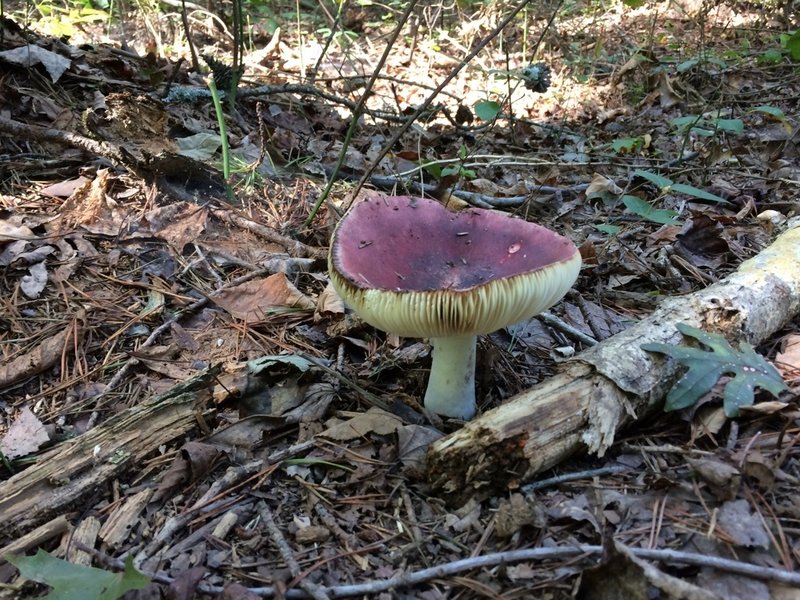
{"left": 427, "top": 220, "right": 800, "bottom": 503}
{"left": 0, "top": 368, "right": 218, "bottom": 543}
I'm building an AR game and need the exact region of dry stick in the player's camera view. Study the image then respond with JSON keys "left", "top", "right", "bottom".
{"left": 135, "top": 440, "right": 314, "bottom": 564}
{"left": 104, "top": 266, "right": 266, "bottom": 391}
{"left": 87, "top": 543, "right": 800, "bottom": 598}
{"left": 103, "top": 246, "right": 319, "bottom": 394}
{"left": 258, "top": 502, "right": 331, "bottom": 600}
{"left": 520, "top": 464, "right": 629, "bottom": 494}
{"left": 0, "top": 116, "right": 139, "bottom": 171}
{"left": 538, "top": 310, "right": 598, "bottom": 346}
{"left": 214, "top": 209, "right": 326, "bottom": 259}
{"left": 347, "top": 0, "right": 556, "bottom": 208}
{"left": 302, "top": 0, "right": 421, "bottom": 227}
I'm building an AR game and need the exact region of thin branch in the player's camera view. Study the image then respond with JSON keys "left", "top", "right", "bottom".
{"left": 258, "top": 502, "right": 330, "bottom": 600}
{"left": 347, "top": 0, "right": 559, "bottom": 207}
{"left": 521, "top": 465, "right": 629, "bottom": 493}
{"left": 88, "top": 542, "right": 800, "bottom": 598}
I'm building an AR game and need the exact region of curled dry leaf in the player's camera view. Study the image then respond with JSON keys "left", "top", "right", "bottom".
{"left": 0, "top": 406, "right": 50, "bottom": 459}
{"left": 320, "top": 407, "right": 404, "bottom": 441}
{"left": 316, "top": 281, "right": 345, "bottom": 316}
{"left": 686, "top": 457, "right": 741, "bottom": 501}
{"left": 213, "top": 272, "right": 315, "bottom": 321}
{"left": 776, "top": 333, "right": 800, "bottom": 380}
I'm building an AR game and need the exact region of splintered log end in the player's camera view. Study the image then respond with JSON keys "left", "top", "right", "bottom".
{"left": 426, "top": 426, "right": 532, "bottom": 502}
{"left": 426, "top": 363, "right": 596, "bottom": 504}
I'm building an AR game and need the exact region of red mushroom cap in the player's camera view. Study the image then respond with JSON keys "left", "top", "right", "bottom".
{"left": 328, "top": 196, "right": 581, "bottom": 338}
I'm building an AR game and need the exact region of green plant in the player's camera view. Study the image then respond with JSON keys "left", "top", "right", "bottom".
{"left": 758, "top": 30, "right": 800, "bottom": 64}
{"left": 633, "top": 169, "right": 727, "bottom": 204}
{"left": 206, "top": 75, "right": 235, "bottom": 204}
{"left": 671, "top": 114, "right": 743, "bottom": 138}
{"left": 642, "top": 323, "right": 787, "bottom": 417}
{"left": 616, "top": 169, "right": 727, "bottom": 225}
{"left": 27, "top": 0, "right": 109, "bottom": 38}
{"left": 422, "top": 145, "right": 477, "bottom": 187}
{"left": 621, "top": 195, "right": 678, "bottom": 224}
{"left": 6, "top": 550, "right": 150, "bottom": 600}
{"left": 611, "top": 135, "right": 649, "bottom": 154}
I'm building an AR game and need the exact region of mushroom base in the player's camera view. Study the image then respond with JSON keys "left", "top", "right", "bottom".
{"left": 424, "top": 335, "right": 477, "bottom": 420}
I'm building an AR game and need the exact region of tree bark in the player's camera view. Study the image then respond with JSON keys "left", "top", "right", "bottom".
{"left": 426, "top": 219, "right": 800, "bottom": 504}
{"left": 0, "top": 368, "right": 218, "bottom": 544}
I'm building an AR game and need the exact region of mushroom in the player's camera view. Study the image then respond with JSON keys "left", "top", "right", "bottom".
{"left": 328, "top": 196, "right": 581, "bottom": 420}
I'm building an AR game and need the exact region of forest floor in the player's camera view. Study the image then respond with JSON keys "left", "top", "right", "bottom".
{"left": 1, "top": 0, "right": 800, "bottom": 597}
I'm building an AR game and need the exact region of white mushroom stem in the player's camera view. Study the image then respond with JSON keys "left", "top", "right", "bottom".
{"left": 424, "top": 335, "right": 477, "bottom": 420}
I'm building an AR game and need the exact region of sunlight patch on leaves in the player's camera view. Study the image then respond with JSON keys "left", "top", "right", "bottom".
{"left": 642, "top": 323, "right": 787, "bottom": 417}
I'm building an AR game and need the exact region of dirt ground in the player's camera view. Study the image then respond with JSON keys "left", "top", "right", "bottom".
{"left": 1, "top": 0, "right": 800, "bottom": 597}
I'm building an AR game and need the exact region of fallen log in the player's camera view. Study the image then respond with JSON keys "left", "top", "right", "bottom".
{"left": 426, "top": 219, "right": 800, "bottom": 503}
{"left": 0, "top": 367, "right": 218, "bottom": 544}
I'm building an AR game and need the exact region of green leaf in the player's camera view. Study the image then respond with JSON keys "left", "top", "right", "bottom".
{"left": 671, "top": 115, "right": 702, "bottom": 133}
{"left": 595, "top": 224, "right": 621, "bottom": 235}
{"left": 632, "top": 169, "right": 673, "bottom": 189}
{"left": 676, "top": 58, "right": 699, "bottom": 73}
{"left": 751, "top": 105, "right": 786, "bottom": 121}
{"left": 714, "top": 118, "right": 744, "bottom": 134}
{"left": 670, "top": 183, "right": 729, "bottom": 203}
{"left": 783, "top": 30, "right": 800, "bottom": 60}
{"left": 622, "top": 195, "right": 679, "bottom": 224}
{"left": 612, "top": 137, "right": 640, "bottom": 153}
{"left": 422, "top": 161, "right": 442, "bottom": 178}
{"left": 758, "top": 49, "right": 783, "bottom": 64}
{"left": 6, "top": 550, "right": 150, "bottom": 600}
{"left": 474, "top": 100, "right": 501, "bottom": 121}
{"left": 248, "top": 354, "right": 316, "bottom": 375}
{"left": 441, "top": 166, "right": 460, "bottom": 178}
{"left": 621, "top": 0, "right": 645, "bottom": 7}
{"left": 641, "top": 323, "right": 787, "bottom": 417}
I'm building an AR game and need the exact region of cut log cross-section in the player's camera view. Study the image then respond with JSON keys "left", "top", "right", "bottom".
{"left": 426, "top": 219, "right": 800, "bottom": 503}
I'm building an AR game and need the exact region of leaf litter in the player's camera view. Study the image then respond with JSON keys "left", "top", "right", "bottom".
{"left": 1, "top": 0, "right": 800, "bottom": 598}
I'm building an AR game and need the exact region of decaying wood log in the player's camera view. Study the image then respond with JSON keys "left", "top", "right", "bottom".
{"left": 427, "top": 219, "right": 800, "bottom": 503}
{"left": 0, "top": 368, "right": 218, "bottom": 544}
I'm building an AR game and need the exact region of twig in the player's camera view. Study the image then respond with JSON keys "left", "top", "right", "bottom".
{"left": 348, "top": 0, "right": 557, "bottom": 207}
{"left": 0, "top": 116, "right": 140, "bottom": 172}
{"left": 135, "top": 440, "right": 314, "bottom": 564}
{"left": 88, "top": 542, "right": 800, "bottom": 597}
{"left": 520, "top": 464, "right": 629, "bottom": 494}
{"left": 213, "top": 209, "right": 326, "bottom": 259}
{"left": 302, "top": 0, "right": 420, "bottom": 227}
{"left": 538, "top": 311, "right": 598, "bottom": 347}
{"left": 258, "top": 502, "right": 331, "bottom": 600}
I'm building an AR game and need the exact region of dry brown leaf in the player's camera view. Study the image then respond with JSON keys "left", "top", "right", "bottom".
{"left": 316, "top": 281, "right": 345, "bottom": 315}
{"left": 586, "top": 173, "right": 623, "bottom": 197}
{"left": 142, "top": 203, "right": 208, "bottom": 250}
{"left": 57, "top": 169, "right": 130, "bottom": 235}
{"left": 717, "top": 499, "right": 770, "bottom": 548}
{"left": 776, "top": 333, "right": 800, "bottom": 378}
{"left": 320, "top": 407, "right": 404, "bottom": 441}
{"left": 213, "top": 272, "right": 315, "bottom": 321}
{"left": 0, "top": 406, "right": 50, "bottom": 459}
{"left": 0, "top": 312, "right": 84, "bottom": 386}
{"left": 0, "top": 219, "right": 34, "bottom": 242}
{"left": 494, "top": 493, "right": 546, "bottom": 538}
{"left": 687, "top": 457, "right": 741, "bottom": 501}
